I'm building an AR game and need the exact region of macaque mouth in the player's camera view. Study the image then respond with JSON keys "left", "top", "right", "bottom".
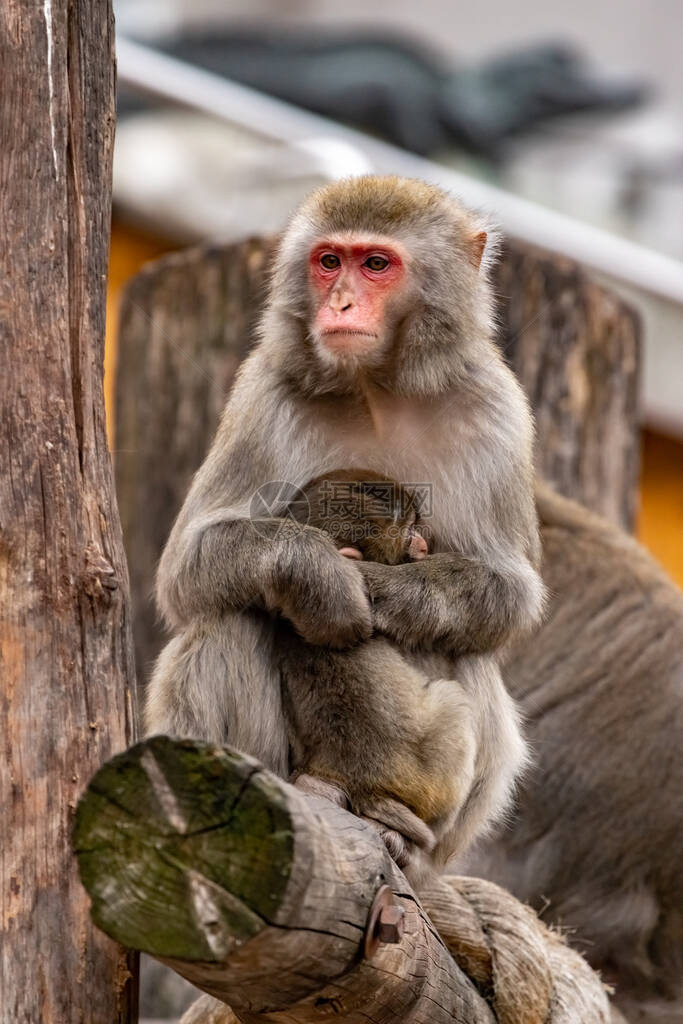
{"left": 322, "top": 329, "right": 379, "bottom": 338}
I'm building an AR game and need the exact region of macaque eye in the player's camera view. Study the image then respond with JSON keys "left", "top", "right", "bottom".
{"left": 364, "top": 255, "right": 390, "bottom": 272}
{"left": 320, "top": 253, "right": 340, "bottom": 270}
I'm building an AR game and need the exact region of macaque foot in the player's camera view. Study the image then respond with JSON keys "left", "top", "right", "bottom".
{"left": 362, "top": 820, "right": 413, "bottom": 868}
{"left": 360, "top": 817, "right": 435, "bottom": 879}
{"left": 360, "top": 797, "right": 436, "bottom": 870}
{"left": 292, "top": 773, "right": 350, "bottom": 808}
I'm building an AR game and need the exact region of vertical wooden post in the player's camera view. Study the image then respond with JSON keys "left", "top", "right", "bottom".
{"left": 0, "top": 1, "right": 137, "bottom": 1020}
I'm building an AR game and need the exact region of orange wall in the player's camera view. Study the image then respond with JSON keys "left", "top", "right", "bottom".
{"left": 105, "top": 219, "right": 174, "bottom": 439}
{"left": 639, "top": 431, "right": 683, "bottom": 585}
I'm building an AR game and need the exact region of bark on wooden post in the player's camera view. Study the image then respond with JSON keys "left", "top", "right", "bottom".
{"left": 74, "top": 737, "right": 611, "bottom": 1024}
{"left": 114, "top": 237, "right": 640, "bottom": 682}
{"left": 0, "top": 1, "right": 137, "bottom": 1019}
{"left": 496, "top": 243, "right": 640, "bottom": 531}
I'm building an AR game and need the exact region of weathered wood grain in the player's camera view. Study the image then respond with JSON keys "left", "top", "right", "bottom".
{"left": 0, "top": 2, "right": 138, "bottom": 1019}
{"left": 74, "top": 738, "right": 611, "bottom": 1024}
{"left": 115, "top": 240, "right": 274, "bottom": 681}
{"left": 496, "top": 243, "right": 640, "bottom": 530}
{"left": 74, "top": 737, "right": 496, "bottom": 1024}
{"left": 114, "top": 237, "right": 640, "bottom": 685}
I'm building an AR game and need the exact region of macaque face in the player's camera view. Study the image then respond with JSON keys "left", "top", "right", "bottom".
{"left": 308, "top": 235, "right": 412, "bottom": 361}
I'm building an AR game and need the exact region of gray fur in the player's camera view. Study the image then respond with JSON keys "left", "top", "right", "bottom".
{"left": 147, "top": 176, "right": 544, "bottom": 874}
{"left": 460, "top": 483, "right": 683, "bottom": 1024}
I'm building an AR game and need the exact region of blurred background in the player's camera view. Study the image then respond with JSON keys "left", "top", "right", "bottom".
{"left": 107, "top": 0, "right": 683, "bottom": 611}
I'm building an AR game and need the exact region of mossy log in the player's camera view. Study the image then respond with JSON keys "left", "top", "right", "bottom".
{"left": 74, "top": 737, "right": 611, "bottom": 1024}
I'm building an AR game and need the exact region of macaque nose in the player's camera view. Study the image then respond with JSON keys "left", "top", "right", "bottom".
{"left": 408, "top": 532, "right": 428, "bottom": 560}
{"left": 330, "top": 287, "right": 354, "bottom": 314}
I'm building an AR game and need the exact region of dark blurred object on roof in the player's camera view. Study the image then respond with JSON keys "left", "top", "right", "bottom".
{"left": 137, "top": 30, "right": 648, "bottom": 159}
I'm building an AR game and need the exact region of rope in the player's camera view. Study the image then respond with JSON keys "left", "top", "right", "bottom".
{"left": 422, "top": 875, "right": 611, "bottom": 1024}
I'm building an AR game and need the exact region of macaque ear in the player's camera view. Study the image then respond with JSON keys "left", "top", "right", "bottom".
{"left": 468, "top": 230, "right": 488, "bottom": 270}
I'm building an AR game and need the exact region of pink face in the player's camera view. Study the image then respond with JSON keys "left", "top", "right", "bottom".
{"left": 309, "top": 236, "right": 410, "bottom": 358}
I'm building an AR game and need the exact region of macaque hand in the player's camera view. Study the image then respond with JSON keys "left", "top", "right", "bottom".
{"left": 339, "top": 546, "right": 364, "bottom": 560}
{"left": 275, "top": 533, "right": 372, "bottom": 648}
{"left": 358, "top": 560, "right": 433, "bottom": 647}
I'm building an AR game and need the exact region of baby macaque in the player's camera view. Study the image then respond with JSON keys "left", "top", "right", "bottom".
{"left": 301, "top": 467, "right": 429, "bottom": 564}
{"left": 277, "top": 469, "right": 517, "bottom": 872}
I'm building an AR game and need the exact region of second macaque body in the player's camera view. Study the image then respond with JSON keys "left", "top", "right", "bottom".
{"left": 279, "top": 469, "right": 524, "bottom": 863}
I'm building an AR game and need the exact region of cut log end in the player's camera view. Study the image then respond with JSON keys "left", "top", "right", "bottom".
{"left": 73, "top": 738, "right": 503, "bottom": 1021}
{"left": 73, "top": 737, "right": 293, "bottom": 961}
{"left": 74, "top": 737, "right": 612, "bottom": 1024}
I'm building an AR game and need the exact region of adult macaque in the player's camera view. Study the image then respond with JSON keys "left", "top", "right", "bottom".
{"left": 145, "top": 176, "right": 545, "bottom": 871}
{"left": 460, "top": 484, "right": 683, "bottom": 1024}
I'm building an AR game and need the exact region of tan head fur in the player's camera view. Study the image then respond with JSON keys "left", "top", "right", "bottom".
{"left": 262, "top": 176, "right": 500, "bottom": 398}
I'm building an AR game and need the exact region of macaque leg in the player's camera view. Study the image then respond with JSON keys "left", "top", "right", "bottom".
{"left": 145, "top": 612, "right": 290, "bottom": 777}
{"left": 281, "top": 640, "right": 473, "bottom": 874}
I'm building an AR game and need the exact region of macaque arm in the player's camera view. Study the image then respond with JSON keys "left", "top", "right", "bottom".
{"left": 359, "top": 530, "right": 544, "bottom": 654}
{"left": 360, "top": 399, "right": 545, "bottom": 653}
{"left": 162, "top": 514, "right": 370, "bottom": 648}
{"left": 360, "top": 552, "right": 543, "bottom": 653}
{"left": 155, "top": 367, "right": 371, "bottom": 647}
